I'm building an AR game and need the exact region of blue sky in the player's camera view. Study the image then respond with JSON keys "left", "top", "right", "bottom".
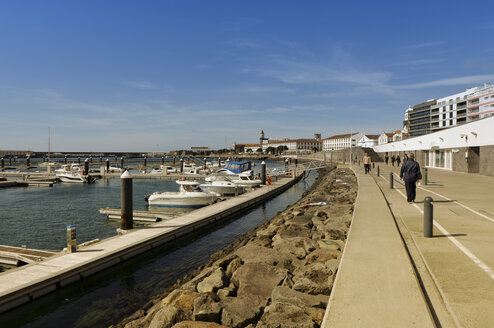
{"left": 1, "top": 0, "right": 494, "bottom": 152}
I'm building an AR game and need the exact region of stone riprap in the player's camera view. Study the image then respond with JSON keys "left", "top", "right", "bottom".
{"left": 116, "top": 168, "right": 357, "bottom": 328}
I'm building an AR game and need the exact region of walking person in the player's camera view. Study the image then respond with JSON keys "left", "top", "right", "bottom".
{"left": 396, "top": 155, "right": 401, "bottom": 167}
{"left": 385, "top": 154, "right": 389, "bottom": 165}
{"left": 400, "top": 153, "right": 422, "bottom": 203}
{"left": 391, "top": 155, "right": 395, "bottom": 166}
{"left": 363, "top": 153, "right": 371, "bottom": 174}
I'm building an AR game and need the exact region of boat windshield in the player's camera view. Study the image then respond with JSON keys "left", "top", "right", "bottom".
{"left": 182, "top": 184, "right": 202, "bottom": 192}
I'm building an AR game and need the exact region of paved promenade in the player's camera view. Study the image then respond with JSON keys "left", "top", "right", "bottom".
{"left": 323, "top": 163, "right": 494, "bottom": 327}
{"left": 322, "top": 166, "right": 435, "bottom": 327}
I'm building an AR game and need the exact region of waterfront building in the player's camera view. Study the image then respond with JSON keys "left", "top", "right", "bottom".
{"left": 378, "top": 132, "right": 394, "bottom": 145}
{"left": 356, "top": 134, "right": 379, "bottom": 148}
{"left": 373, "top": 115, "right": 494, "bottom": 176}
{"left": 430, "top": 87, "right": 479, "bottom": 132}
{"left": 408, "top": 99, "right": 436, "bottom": 137}
{"left": 467, "top": 83, "right": 494, "bottom": 121}
{"left": 268, "top": 137, "right": 322, "bottom": 154}
{"left": 323, "top": 132, "right": 363, "bottom": 151}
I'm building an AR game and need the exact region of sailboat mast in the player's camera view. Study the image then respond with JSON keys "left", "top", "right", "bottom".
{"left": 48, "top": 127, "right": 51, "bottom": 161}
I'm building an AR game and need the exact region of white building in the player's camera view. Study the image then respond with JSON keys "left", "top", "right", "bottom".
{"left": 378, "top": 132, "right": 395, "bottom": 145}
{"left": 373, "top": 115, "right": 494, "bottom": 175}
{"left": 467, "top": 83, "right": 494, "bottom": 121}
{"left": 356, "top": 134, "right": 379, "bottom": 147}
{"left": 323, "top": 132, "right": 363, "bottom": 151}
{"left": 268, "top": 138, "right": 322, "bottom": 154}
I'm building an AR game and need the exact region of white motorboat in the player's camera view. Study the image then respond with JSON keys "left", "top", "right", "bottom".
{"left": 148, "top": 180, "right": 220, "bottom": 208}
{"left": 200, "top": 180, "right": 244, "bottom": 196}
{"left": 231, "top": 171, "right": 262, "bottom": 188}
{"left": 108, "top": 166, "right": 123, "bottom": 173}
{"left": 55, "top": 164, "right": 95, "bottom": 183}
{"left": 150, "top": 165, "right": 177, "bottom": 175}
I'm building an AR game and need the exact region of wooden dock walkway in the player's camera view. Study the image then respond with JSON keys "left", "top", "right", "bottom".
{"left": 0, "top": 246, "right": 59, "bottom": 266}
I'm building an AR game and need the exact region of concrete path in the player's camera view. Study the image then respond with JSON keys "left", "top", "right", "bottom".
{"left": 322, "top": 166, "right": 435, "bottom": 327}
{"left": 373, "top": 163, "right": 494, "bottom": 328}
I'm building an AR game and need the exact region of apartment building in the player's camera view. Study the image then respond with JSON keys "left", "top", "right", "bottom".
{"left": 407, "top": 99, "right": 436, "bottom": 137}
{"left": 467, "top": 83, "right": 494, "bottom": 121}
{"left": 430, "top": 88, "right": 477, "bottom": 132}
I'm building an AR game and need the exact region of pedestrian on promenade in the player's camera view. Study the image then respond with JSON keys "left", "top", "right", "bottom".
{"left": 391, "top": 155, "right": 395, "bottom": 166}
{"left": 400, "top": 153, "right": 422, "bottom": 203}
{"left": 403, "top": 154, "right": 409, "bottom": 163}
{"left": 385, "top": 154, "right": 389, "bottom": 165}
{"left": 396, "top": 155, "right": 401, "bottom": 167}
{"left": 363, "top": 153, "right": 371, "bottom": 174}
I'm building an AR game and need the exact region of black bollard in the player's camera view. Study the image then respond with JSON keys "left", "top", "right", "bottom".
{"left": 26, "top": 156, "right": 30, "bottom": 167}
{"left": 121, "top": 157, "right": 124, "bottom": 168}
{"left": 218, "top": 157, "right": 221, "bottom": 167}
{"left": 64, "top": 156, "right": 68, "bottom": 164}
{"left": 377, "top": 166, "right": 380, "bottom": 177}
{"left": 90, "top": 157, "right": 93, "bottom": 163}
{"left": 1, "top": 158, "right": 3, "bottom": 169}
{"left": 78, "top": 157, "right": 81, "bottom": 164}
{"left": 180, "top": 158, "right": 184, "bottom": 173}
{"left": 9, "top": 157, "right": 12, "bottom": 164}
{"left": 173, "top": 156, "right": 176, "bottom": 165}
{"left": 100, "top": 157, "right": 102, "bottom": 163}
{"left": 424, "top": 197, "right": 433, "bottom": 238}
{"left": 389, "top": 172, "right": 394, "bottom": 189}
{"left": 261, "top": 161, "right": 266, "bottom": 185}
{"left": 203, "top": 157, "right": 207, "bottom": 170}
{"left": 161, "top": 157, "right": 164, "bottom": 165}
{"left": 144, "top": 157, "right": 147, "bottom": 167}
{"left": 120, "top": 171, "right": 133, "bottom": 230}
{"left": 372, "top": 163, "right": 375, "bottom": 169}
{"left": 84, "top": 159, "right": 89, "bottom": 176}
{"left": 105, "top": 159, "right": 110, "bottom": 173}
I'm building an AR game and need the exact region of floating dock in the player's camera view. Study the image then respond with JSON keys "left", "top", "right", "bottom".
{"left": 0, "top": 246, "right": 59, "bottom": 266}
{"left": 0, "top": 174, "right": 303, "bottom": 313}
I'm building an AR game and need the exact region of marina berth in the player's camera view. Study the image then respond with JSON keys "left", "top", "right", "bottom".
{"left": 55, "top": 163, "right": 96, "bottom": 183}
{"left": 147, "top": 180, "right": 220, "bottom": 208}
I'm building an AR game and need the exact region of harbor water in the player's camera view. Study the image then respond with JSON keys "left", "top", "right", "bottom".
{"left": 0, "top": 159, "right": 279, "bottom": 251}
{"left": 0, "top": 169, "right": 317, "bottom": 328}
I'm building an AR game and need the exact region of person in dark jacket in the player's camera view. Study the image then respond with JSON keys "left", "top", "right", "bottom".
{"left": 400, "top": 153, "right": 422, "bottom": 203}
{"left": 396, "top": 155, "right": 401, "bottom": 167}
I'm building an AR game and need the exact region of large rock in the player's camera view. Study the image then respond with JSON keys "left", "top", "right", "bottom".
{"left": 172, "top": 321, "right": 228, "bottom": 328}
{"left": 292, "top": 262, "right": 332, "bottom": 295}
{"left": 193, "top": 293, "right": 222, "bottom": 322}
{"left": 220, "top": 295, "right": 266, "bottom": 328}
{"left": 231, "top": 263, "right": 287, "bottom": 298}
{"left": 163, "top": 289, "right": 198, "bottom": 311}
{"left": 271, "top": 286, "right": 328, "bottom": 308}
{"left": 234, "top": 244, "right": 280, "bottom": 265}
{"left": 197, "top": 268, "right": 228, "bottom": 293}
{"left": 257, "top": 302, "right": 316, "bottom": 328}
{"left": 271, "top": 235, "right": 306, "bottom": 260}
{"left": 148, "top": 305, "right": 183, "bottom": 328}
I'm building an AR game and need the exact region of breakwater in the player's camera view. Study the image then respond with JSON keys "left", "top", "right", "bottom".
{"left": 117, "top": 167, "right": 357, "bottom": 328}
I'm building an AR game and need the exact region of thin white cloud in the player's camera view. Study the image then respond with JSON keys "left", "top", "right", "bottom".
{"left": 119, "top": 80, "right": 158, "bottom": 90}
{"left": 398, "top": 74, "right": 494, "bottom": 89}
{"left": 391, "top": 58, "right": 444, "bottom": 66}
{"left": 403, "top": 41, "right": 445, "bottom": 50}
{"left": 233, "top": 85, "right": 295, "bottom": 94}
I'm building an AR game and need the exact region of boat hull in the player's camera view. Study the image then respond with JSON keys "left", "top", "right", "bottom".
{"left": 148, "top": 192, "right": 217, "bottom": 208}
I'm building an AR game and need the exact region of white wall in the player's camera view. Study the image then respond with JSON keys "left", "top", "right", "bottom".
{"left": 373, "top": 116, "right": 494, "bottom": 152}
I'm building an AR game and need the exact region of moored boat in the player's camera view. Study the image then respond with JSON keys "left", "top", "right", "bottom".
{"left": 55, "top": 164, "right": 96, "bottom": 183}
{"left": 148, "top": 180, "right": 220, "bottom": 208}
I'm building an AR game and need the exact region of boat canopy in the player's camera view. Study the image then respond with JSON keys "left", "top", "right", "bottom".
{"left": 224, "top": 161, "right": 252, "bottom": 174}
